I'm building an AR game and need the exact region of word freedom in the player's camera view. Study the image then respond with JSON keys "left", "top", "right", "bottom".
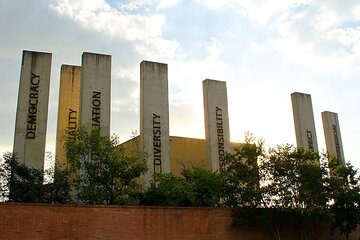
{"left": 332, "top": 124, "right": 342, "bottom": 159}
{"left": 26, "top": 73, "right": 40, "bottom": 139}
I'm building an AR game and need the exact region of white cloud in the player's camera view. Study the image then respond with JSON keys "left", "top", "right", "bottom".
{"left": 50, "top": 0, "right": 181, "bottom": 62}
{"left": 317, "top": 0, "right": 360, "bottom": 23}
{"left": 48, "top": 0, "right": 231, "bottom": 140}
{"left": 325, "top": 27, "right": 360, "bottom": 48}
{"left": 194, "top": 0, "right": 360, "bottom": 73}
{"left": 50, "top": 0, "right": 164, "bottom": 41}
{"left": 195, "top": 0, "right": 230, "bottom": 9}
{"left": 196, "top": 0, "right": 311, "bottom": 24}
{"left": 134, "top": 38, "right": 180, "bottom": 62}
{"left": 170, "top": 38, "right": 227, "bottom": 103}
{"left": 50, "top": 0, "right": 111, "bottom": 16}
{"left": 268, "top": 1, "right": 360, "bottom": 73}
{"left": 168, "top": 38, "right": 228, "bottom": 138}
{"left": 313, "top": 4, "right": 339, "bottom": 30}
{"left": 157, "top": 0, "right": 181, "bottom": 9}
{"left": 117, "top": 0, "right": 152, "bottom": 11}
{"left": 195, "top": 0, "right": 360, "bottom": 26}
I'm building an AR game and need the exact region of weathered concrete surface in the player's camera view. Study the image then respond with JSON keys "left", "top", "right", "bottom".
{"left": 140, "top": 60, "right": 170, "bottom": 186}
{"left": 291, "top": 92, "right": 318, "bottom": 151}
{"left": 203, "top": 79, "right": 231, "bottom": 171}
{"left": 80, "top": 52, "right": 111, "bottom": 136}
{"left": 13, "top": 50, "right": 52, "bottom": 170}
{"left": 322, "top": 111, "right": 345, "bottom": 162}
{"left": 55, "top": 65, "right": 81, "bottom": 168}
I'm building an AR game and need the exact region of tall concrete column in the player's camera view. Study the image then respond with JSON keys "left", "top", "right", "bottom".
{"left": 322, "top": 111, "right": 345, "bottom": 162}
{"left": 140, "top": 60, "right": 170, "bottom": 186}
{"left": 80, "top": 52, "right": 111, "bottom": 136}
{"left": 291, "top": 92, "right": 318, "bottom": 151}
{"left": 13, "top": 50, "right": 52, "bottom": 170}
{"left": 55, "top": 65, "right": 81, "bottom": 168}
{"left": 203, "top": 79, "right": 230, "bottom": 171}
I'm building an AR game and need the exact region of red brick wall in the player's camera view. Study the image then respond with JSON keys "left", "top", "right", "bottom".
{"left": 0, "top": 203, "right": 359, "bottom": 240}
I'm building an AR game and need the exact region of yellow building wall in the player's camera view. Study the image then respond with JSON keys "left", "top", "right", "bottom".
{"left": 169, "top": 136, "right": 206, "bottom": 176}
{"left": 119, "top": 136, "right": 241, "bottom": 176}
{"left": 120, "top": 136, "right": 140, "bottom": 156}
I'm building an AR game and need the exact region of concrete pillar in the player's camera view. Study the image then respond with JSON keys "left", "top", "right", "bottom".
{"left": 291, "top": 92, "right": 318, "bottom": 151}
{"left": 322, "top": 111, "right": 345, "bottom": 162}
{"left": 140, "top": 60, "right": 170, "bottom": 186}
{"left": 13, "top": 50, "right": 52, "bottom": 170}
{"left": 55, "top": 65, "right": 81, "bottom": 168}
{"left": 203, "top": 79, "right": 231, "bottom": 171}
{"left": 80, "top": 52, "right": 111, "bottom": 136}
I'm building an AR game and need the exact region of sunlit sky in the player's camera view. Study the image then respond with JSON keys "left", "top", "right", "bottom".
{"left": 1, "top": 0, "right": 359, "bottom": 169}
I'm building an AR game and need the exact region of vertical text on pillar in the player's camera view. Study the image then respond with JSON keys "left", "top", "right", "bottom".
{"left": 216, "top": 107, "right": 225, "bottom": 171}
{"left": 26, "top": 72, "right": 40, "bottom": 139}
{"left": 92, "top": 91, "right": 101, "bottom": 127}
{"left": 153, "top": 113, "right": 162, "bottom": 173}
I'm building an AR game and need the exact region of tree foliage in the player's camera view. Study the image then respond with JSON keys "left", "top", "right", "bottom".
{"left": 0, "top": 152, "right": 71, "bottom": 203}
{"left": 181, "top": 167, "right": 224, "bottom": 207}
{"left": 63, "top": 126, "right": 148, "bottom": 205}
{"left": 222, "top": 133, "right": 336, "bottom": 240}
{"left": 262, "top": 145, "right": 328, "bottom": 210}
{"left": 43, "top": 164, "right": 72, "bottom": 203}
{"left": 2, "top": 129, "right": 360, "bottom": 239}
{"left": 222, "top": 133, "right": 264, "bottom": 208}
{"left": 327, "top": 156, "right": 360, "bottom": 240}
{"left": 143, "top": 167, "right": 224, "bottom": 207}
{"left": 260, "top": 146, "right": 330, "bottom": 240}
{"left": 226, "top": 136, "right": 360, "bottom": 240}
{"left": 142, "top": 173, "right": 185, "bottom": 206}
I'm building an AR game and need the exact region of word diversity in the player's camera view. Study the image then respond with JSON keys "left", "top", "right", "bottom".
{"left": 152, "top": 113, "right": 162, "bottom": 173}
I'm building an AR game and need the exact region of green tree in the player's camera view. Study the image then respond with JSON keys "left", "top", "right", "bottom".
{"left": 327, "top": 156, "right": 360, "bottom": 240}
{"left": 64, "top": 126, "right": 148, "bottom": 205}
{"left": 181, "top": 167, "right": 224, "bottom": 207}
{"left": 222, "top": 133, "right": 264, "bottom": 208}
{"left": 222, "top": 134, "right": 288, "bottom": 239}
{"left": 0, "top": 152, "right": 72, "bottom": 203}
{"left": 143, "top": 167, "right": 223, "bottom": 207}
{"left": 142, "top": 173, "right": 186, "bottom": 206}
{"left": 261, "top": 145, "right": 329, "bottom": 240}
{"left": 228, "top": 140, "right": 330, "bottom": 240}
{"left": 262, "top": 145, "right": 328, "bottom": 210}
{"left": 43, "top": 164, "right": 72, "bottom": 203}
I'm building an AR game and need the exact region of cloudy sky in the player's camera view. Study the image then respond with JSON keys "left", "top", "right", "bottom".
{"left": 1, "top": 0, "right": 359, "bottom": 168}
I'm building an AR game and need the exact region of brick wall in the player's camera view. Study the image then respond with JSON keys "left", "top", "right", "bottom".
{"left": 0, "top": 203, "right": 359, "bottom": 240}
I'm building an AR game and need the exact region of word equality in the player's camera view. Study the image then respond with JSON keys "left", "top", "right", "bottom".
{"left": 68, "top": 109, "right": 77, "bottom": 130}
